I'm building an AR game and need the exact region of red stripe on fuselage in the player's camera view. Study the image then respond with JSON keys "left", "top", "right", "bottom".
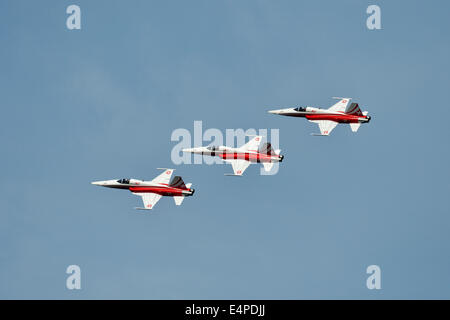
{"left": 305, "top": 113, "right": 365, "bottom": 123}
{"left": 218, "top": 153, "right": 277, "bottom": 163}
{"left": 129, "top": 186, "right": 186, "bottom": 196}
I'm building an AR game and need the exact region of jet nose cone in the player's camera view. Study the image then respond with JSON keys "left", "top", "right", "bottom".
{"left": 268, "top": 108, "right": 288, "bottom": 115}
{"left": 182, "top": 148, "right": 194, "bottom": 153}
{"left": 91, "top": 181, "right": 105, "bottom": 186}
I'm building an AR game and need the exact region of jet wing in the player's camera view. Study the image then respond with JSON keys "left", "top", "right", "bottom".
{"left": 328, "top": 98, "right": 351, "bottom": 113}
{"left": 151, "top": 169, "right": 174, "bottom": 185}
{"left": 240, "top": 136, "right": 263, "bottom": 152}
{"left": 224, "top": 159, "right": 251, "bottom": 176}
{"left": 134, "top": 193, "right": 162, "bottom": 210}
{"left": 310, "top": 120, "right": 338, "bottom": 136}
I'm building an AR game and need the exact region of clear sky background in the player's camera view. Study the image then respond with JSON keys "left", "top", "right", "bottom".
{"left": 1, "top": 0, "right": 449, "bottom": 299}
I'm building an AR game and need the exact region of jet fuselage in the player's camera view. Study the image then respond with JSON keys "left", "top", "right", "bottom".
{"left": 183, "top": 146, "right": 284, "bottom": 163}
{"left": 91, "top": 179, "right": 195, "bottom": 197}
{"left": 269, "top": 107, "right": 371, "bottom": 124}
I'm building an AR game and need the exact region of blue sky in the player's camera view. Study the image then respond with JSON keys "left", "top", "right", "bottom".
{"left": 1, "top": 0, "right": 449, "bottom": 299}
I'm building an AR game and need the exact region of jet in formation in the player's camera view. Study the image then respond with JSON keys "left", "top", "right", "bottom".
{"left": 182, "top": 135, "right": 283, "bottom": 176}
{"left": 91, "top": 169, "right": 194, "bottom": 210}
{"left": 268, "top": 97, "right": 371, "bottom": 136}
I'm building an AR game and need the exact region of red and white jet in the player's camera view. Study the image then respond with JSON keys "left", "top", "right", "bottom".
{"left": 91, "top": 169, "right": 195, "bottom": 210}
{"left": 182, "top": 136, "right": 284, "bottom": 176}
{"left": 268, "top": 97, "right": 371, "bottom": 136}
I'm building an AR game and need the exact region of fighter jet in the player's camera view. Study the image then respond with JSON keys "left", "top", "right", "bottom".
{"left": 182, "top": 136, "right": 283, "bottom": 176}
{"left": 91, "top": 168, "right": 195, "bottom": 210}
{"left": 268, "top": 97, "right": 371, "bottom": 136}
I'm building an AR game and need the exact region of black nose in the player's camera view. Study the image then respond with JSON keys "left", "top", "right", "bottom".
{"left": 191, "top": 189, "right": 195, "bottom": 195}
{"left": 280, "top": 155, "right": 284, "bottom": 162}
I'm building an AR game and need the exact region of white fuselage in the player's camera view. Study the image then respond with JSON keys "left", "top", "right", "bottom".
{"left": 91, "top": 179, "right": 194, "bottom": 196}
{"left": 182, "top": 146, "right": 283, "bottom": 163}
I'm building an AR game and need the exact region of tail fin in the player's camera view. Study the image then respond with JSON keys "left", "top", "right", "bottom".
{"left": 169, "top": 176, "right": 187, "bottom": 189}
{"left": 258, "top": 142, "right": 278, "bottom": 155}
{"left": 345, "top": 103, "right": 363, "bottom": 116}
{"left": 173, "top": 196, "right": 185, "bottom": 206}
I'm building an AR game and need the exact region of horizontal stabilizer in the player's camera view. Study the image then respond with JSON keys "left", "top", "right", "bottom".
{"left": 173, "top": 196, "right": 185, "bottom": 206}
{"left": 350, "top": 123, "right": 361, "bottom": 132}
{"left": 262, "top": 162, "right": 274, "bottom": 172}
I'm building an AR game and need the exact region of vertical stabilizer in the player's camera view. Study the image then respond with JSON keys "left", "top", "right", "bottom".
{"left": 345, "top": 103, "right": 363, "bottom": 116}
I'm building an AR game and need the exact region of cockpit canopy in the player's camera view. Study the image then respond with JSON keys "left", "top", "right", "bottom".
{"left": 117, "top": 178, "right": 130, "bottom": 184}
{"left": 294, "top": 107, "right": 306, "bottom": 112}
{"left": 206, "top": 146, "right": 220, "bottom": 151}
